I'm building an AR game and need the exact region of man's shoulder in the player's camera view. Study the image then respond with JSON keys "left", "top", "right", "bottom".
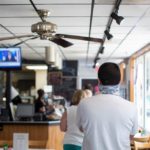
{"left": 114, "top": 96, "right": 137, "bottom": 113}
{"left": 79, "top": 94, "right": 101, "bottom": 106}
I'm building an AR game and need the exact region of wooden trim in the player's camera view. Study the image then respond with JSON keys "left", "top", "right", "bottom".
{"left": 132, "top": 43, "right": 150, "bottom": 59}
{"left": 119, "top": 63, "right": 125, "bottom": 84}
{"left": 129, "top": 43, "right": 150, "bottom": 102}
{"left": 129, "top": 58, "right": 135, "bottom": 102}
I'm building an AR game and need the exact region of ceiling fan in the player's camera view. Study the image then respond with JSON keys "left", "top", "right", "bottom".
{"left": 0, "top": 0, "right": 104, "bottom": 48}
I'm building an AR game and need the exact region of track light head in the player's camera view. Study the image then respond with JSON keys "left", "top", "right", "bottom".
{"left": 99, "top": 46, "right": 105, "bottom": 54}
{"left": 93, "top": 64, "right": 96, "bottom": 68}
{"left": 104, "top": 30, "right": 113, "bottom": 40}
{"left": 111, "top": 12, "right": 124, "bottom": 25}
{"left": 94, "top": 57, "right": 100, "bottom": 63}
{"left": 93, "top": 58, "right": 100, "bottom": 68}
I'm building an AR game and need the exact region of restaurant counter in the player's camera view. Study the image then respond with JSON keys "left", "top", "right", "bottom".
{"left": 0, "top": 120, "right": 64, "bottom": 150}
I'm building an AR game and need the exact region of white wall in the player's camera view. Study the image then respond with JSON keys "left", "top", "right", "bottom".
{"left": 35, "top": 70, "right": 47, "bottom": 92}
{"left": 77, "top": 60, "right": 98, "bottom": 89}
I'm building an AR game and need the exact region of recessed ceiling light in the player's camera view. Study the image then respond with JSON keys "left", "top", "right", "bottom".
{"left": 26, "top": 65, "right": 48, "bottom": 70}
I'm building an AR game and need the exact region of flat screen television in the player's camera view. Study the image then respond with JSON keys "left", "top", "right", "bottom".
{"left": 0, "top": 47, "right": 22, "bottom": 70}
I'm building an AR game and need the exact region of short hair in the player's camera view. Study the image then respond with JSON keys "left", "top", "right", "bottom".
{"left": 98, "top": 62, "right": 121, "bottom": 85}
{"left": 37, "top": 89, "right": 44, "bottom": 97}
{"left": 71, "top": 90, "right": 86, "bottom": 105}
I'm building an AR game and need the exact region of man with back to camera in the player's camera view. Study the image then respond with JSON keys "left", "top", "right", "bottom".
{"left": 76, "top": 62, "right": 138, "bottom": 150}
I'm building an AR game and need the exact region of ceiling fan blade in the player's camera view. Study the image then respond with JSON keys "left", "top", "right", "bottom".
{"left": 11, "top": 36, "right": 39, "bottom": 47}
{"left": 56, "top": 34, "right": 104, "bottom": 43}
{"left": 51, "top": 37, "right": 73, "bottom": 48}
{"left": 0, "top": 34, "right": 34, "bottom": 41}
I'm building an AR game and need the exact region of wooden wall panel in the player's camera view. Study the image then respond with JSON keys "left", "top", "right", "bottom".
{"left": 0, "top": 124, "right": 64, "bottom": 150}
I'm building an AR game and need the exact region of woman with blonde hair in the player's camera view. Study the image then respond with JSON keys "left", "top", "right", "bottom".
{"left": 84, "top": 89, "right": 93, "bottom": 98}
{"left": 60, "top": 89, "right": 86, "bottom": 150}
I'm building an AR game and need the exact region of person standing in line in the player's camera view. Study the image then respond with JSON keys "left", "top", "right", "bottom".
{"left": 77, "top": 62, "right": 138, "bottom": 150}
{"left": 60, "top": 90, "right": 87, "bottom": 150}
{"left": 84, "top": 89, "right": 93, "bottom": 98}
{"left": 83, "top": 83, "right": 93, "bottom": 95}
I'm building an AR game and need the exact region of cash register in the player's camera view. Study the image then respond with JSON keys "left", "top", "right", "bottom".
{"left": 16, "top": 103, "right": 34, "bottom": 121}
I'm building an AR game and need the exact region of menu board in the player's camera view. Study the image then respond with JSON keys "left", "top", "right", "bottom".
{"left": 53, "top": 77, "right": 77, "bottom": 101}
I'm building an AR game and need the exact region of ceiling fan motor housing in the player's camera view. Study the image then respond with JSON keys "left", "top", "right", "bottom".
{"left": 38, "top": 9, "right": 50, "bottom": 18}
{"left": 31, "top": 21, "right": 57, "bottom": 37}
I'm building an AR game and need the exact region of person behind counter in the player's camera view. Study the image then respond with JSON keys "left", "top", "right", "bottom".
{"left": 34, "top": 89, "right": 62, "bottom": 121}
{"left": 35, "top": 89, "right": 46, "bottom": 113}
{"left": 60, "top": 89, "right": 87, "bottom": 150}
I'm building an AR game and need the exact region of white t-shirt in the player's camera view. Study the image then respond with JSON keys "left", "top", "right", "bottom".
{"left": 77, "top": 94, "right": 138, "bottom": 150}
{"left": 63, "top": 105, "right": 84, "bottom": 146}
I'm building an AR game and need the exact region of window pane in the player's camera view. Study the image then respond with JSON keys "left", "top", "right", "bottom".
{"left": 145, "top": 52, "right": 150, "bottom": 131}
{"left": 134, "top": 56, "right": 144, "bottom": 127}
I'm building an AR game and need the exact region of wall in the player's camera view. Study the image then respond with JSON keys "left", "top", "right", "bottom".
{"left": 11, "top": 71, "right": 35, "bottom": 96}
{"left": 77, "top": 60, "right": 98, "bottom": 89}
{"left": 35, "top": 70, "right": 47, "bottom": 93}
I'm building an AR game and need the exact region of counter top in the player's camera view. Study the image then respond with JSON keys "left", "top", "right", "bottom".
{"left": 0, "top": 120, "right": 60, "bottom": 125}
{"left": 0, "top": 148, "right": 52, "bottom": 150}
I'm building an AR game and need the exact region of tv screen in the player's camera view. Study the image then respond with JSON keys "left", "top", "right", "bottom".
{"left": 0, "top": 47, "right": 22, "bottom": 69}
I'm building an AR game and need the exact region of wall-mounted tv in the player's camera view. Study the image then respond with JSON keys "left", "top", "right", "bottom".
{"left": 0, "top": 47, "right": 22, "bottom": 70}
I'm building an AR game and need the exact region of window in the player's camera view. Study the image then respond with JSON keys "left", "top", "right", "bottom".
{"left": 145, "top": 52, "right": 150, "bottom": 131}
{"left": 134, "top": 51, "right": 150, "bottom": 131}
{"left": 134, "top": 56, "right": 144, "bottom": 127}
